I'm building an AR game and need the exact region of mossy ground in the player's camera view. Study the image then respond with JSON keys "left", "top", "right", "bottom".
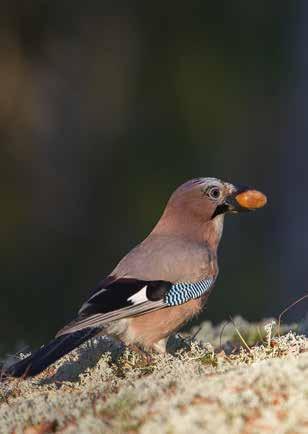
{"left": 1, "top": 319, "right": 307, "bottom": 434}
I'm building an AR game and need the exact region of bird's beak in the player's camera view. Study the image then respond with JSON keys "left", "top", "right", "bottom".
{"left": 226, "top": 186, "right": 267, "bottom": 213}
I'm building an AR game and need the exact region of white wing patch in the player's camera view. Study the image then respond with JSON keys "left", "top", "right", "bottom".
{"left": 127, "top": 285, "right": 148, "bottom": 304}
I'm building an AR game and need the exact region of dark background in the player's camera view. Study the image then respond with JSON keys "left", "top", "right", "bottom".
{"left": 1, "top": 1, "right": 306, "bottom": 356}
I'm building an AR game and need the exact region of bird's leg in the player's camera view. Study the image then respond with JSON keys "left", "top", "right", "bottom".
{"left": 127, "top": 344, "right": 153, "bottom": 364}
{"left": 152, "top": 337, "right": 168, "bottom": 354}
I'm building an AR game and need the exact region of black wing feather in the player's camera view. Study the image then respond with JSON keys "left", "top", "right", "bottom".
{"left": 56, "top": 277, "right": 172, "bottom": 336}
{"left": 79, "top": 277, "right": 171, "bottom": 316}
{"left": 4, "top": 328, "right": 99, "bottom": 378}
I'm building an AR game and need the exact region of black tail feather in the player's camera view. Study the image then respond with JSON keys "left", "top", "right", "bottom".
{"left": 3, "top": 328, "right": 99, "bottom": 378}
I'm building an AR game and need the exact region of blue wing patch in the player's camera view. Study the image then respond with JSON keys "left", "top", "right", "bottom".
{"left": 164, "top": 278, "right": 214, "bottom": 306}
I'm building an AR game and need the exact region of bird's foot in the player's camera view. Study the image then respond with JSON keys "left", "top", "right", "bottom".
{"left": 127, "top": 344, "right": 153, "bottom": 364}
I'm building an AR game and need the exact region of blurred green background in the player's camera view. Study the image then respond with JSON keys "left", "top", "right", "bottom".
{"left": 1, "top": 1, "right": 306, "bottom": 356}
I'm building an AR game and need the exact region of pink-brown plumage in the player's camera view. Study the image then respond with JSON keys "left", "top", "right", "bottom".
{"left": 5, "top": 177, "right": 266, "bottom": 378}
{"left": 125, "top": 296, "right": 209, "bottom": 349}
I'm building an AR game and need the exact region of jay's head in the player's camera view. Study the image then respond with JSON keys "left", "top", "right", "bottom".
{"left": 164, "top": 178, "right": 267, "bottom": 224}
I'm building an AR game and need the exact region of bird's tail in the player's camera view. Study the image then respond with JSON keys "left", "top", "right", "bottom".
{"left": 3, "top": 328, "right": 99, "bottom": 378}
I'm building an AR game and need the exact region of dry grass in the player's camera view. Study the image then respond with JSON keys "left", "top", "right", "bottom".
{"left": 1, "top": 319, "right": 308, "bottom": 434}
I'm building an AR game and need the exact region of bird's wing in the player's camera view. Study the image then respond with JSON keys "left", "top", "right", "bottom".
{"left": 56, "top": 275, "right": 214, "bottom": 336}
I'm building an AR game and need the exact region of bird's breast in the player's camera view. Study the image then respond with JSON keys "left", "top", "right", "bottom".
{"left": 113, "top": 296, "right": 209, "bottom": 349}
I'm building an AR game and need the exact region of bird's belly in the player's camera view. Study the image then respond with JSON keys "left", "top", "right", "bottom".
{"left": 113, "top": 297, "right": 205, "bottom": 349}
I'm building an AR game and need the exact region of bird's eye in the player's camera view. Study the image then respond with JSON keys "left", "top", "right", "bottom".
{"left": 207, "top": 187, "right": 221, "bottom": 200}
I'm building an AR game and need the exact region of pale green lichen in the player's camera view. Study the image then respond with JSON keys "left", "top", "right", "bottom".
{"left": 0, "top": 319, "right": 307, "bottom": 433}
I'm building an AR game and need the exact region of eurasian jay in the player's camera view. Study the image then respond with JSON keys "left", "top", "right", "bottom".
{"left": 5, "top": 178, "right": 266, "bottom": 378}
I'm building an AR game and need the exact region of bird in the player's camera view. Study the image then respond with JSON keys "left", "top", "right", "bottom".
{"left": 4, "top": 177, "right": 267, "bottom": 378}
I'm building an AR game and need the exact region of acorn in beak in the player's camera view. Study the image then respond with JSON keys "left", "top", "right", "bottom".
{"left": 227, "top": 187, "right": 267, "bottom": 212}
